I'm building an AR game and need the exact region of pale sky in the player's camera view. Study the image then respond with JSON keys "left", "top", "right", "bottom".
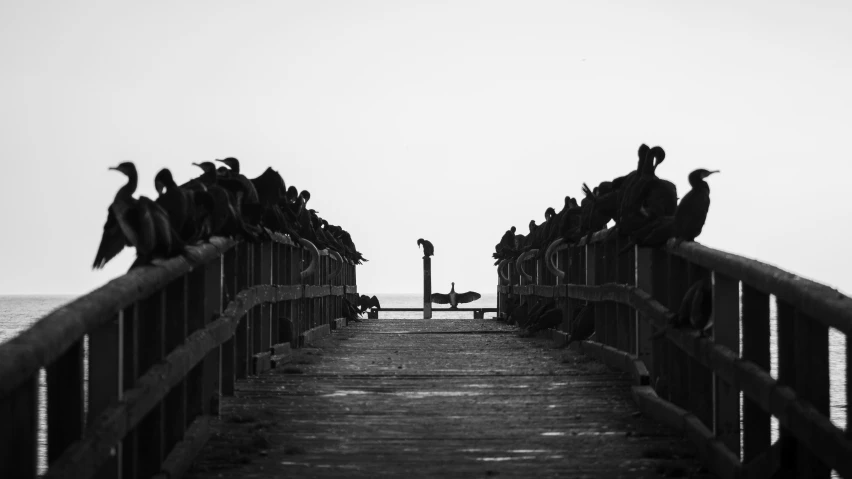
{"left": 1, "top": 1, "right": 851, "bottom": 299}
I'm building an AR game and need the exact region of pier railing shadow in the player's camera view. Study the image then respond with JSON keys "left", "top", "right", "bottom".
{"left": 497, "top": 228, "right": 852, "bottom": 479}
{"left": 0, "top": 234, "right": 357, "bottom": 478}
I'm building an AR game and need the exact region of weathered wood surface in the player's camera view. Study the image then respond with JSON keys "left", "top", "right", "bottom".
{"left": 187, "top": 317, "right": 712, "bottom": 478}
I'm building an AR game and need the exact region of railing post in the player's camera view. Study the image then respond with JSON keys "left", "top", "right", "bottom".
{"left": 89, "top": 310, "right": 124, "bottom": 479}
{"left": 741, "top": 284, "right": 770, "bottom": 462}
{"left": 46, "top": 333, "right": 85, "bottom": 465}
{"left": 424, "top": 256, "right": 432, "bottom": 319}
{"left": 776, "top": 299, "right": 797, "bottom": 476}
{"left": 793, "top": 310, "right": 830, "bottom": 478}
{"left": 0, "top": 372, "right": 38, "bottom": 478}
{"left": 234, "top": 244, "right": 249, "bottom": 379}
{"left": 221, "top": 247, "right": 237, "bottom": 396}
{"left": 666, "top": 253, "right": 688, "bottom": 409}
{"left": 121, "top": 301, "right": 139, "bottom": 478}
{"left": 686, "top": 264, "right": 713, "bottom": 432}
{"left": 634, "top": 247, "right": 656, "bottom": 381}
{"left": 712, "top": 271, "right": 739, "bottom": 457}
{"left": 271, "top": 243, "right": 281, "bottom": 344}
{"left": 163, "top": 277, "right": 188, "bottom": 461}
{"left": 615, "top": 235, "right": 633, "bottom": 354}
{"left": 251, "top": 243, "right": 262, "bottom": 366}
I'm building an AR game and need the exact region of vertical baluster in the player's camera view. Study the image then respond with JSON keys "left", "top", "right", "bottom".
{"left": 604, "top": 236, "right": 617, "bottom": 348}
{"left": 794, "top": 310, "right": 830, "bottom": 478}
{"left": 586, "top": 242, "right": 601, "bottom": 344}
{"left": 251, "top": 243, "right": 262, "bottom": 366}
{"left": 234, "top": 244, "right": 249, "bottom": 379}
{"left": 0, "top": 375, "right": 38, "bottom": 477}
{"left": 47, "top": 337, "right": 84, "bottom": 465}
{"left": 221, "top": 247, "right": 237, "bottom": 396}
{"left": 686, "top": 264, "right": 713, "bottom": 430}
{"left": 666, "top": 254, "right": 688, "bottom": 409}
{"left": 122, "top": 303, "right": 139, "bottom": 479}
{"left": 259, "top": 242, "right": 272, "bottom": 353}
{"left": 614, "top": 235, "right": 631, "bottom": 353}
{"left": 741, "top": 284, "right": 770, "bottom": 462}
{"left": 634, "top": 247, "right": 659, "bottom": 383}
{"left": 162, "top": 278, "right": 188, "bottom": 460}
{"left": 89, "top": 310, "right": 123, "bottom": 479}
{"left": 136, "top": 291, "right": 165, "bottom": 478}
{"left": 776, "top": 299, "right": 796, "bottom": 475}
{"left": 202, "top": 257, "right": 222, "bottom": 414}
{"left": 271, "top": 243, "right": 280, "bottom": 343}
{"left": 712, "top": 271, "right": 740, "bottom": 457}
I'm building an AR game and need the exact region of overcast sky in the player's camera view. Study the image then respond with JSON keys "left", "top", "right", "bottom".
{"left": 1, "top": 1, "right": 851, "bottom": 299}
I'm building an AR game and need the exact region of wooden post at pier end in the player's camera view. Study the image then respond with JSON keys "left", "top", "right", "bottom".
{"left": 424, "top": 256, "right": 432, "bottom": 319}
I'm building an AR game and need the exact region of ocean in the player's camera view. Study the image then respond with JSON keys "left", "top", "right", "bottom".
{"left": 0, "top": 293, "right": 847, "bottom": 473}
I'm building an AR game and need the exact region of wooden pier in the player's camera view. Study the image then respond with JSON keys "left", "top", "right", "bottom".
{"left": 186, "top": 316, "right": 711, "bottom": 478}
{"left": 2, "top": 226, "right": 852, "bottom": 477}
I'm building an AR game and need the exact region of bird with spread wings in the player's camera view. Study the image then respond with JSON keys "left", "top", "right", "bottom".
{"left": 431, "top": 282, "right": 480, "bottom": 309}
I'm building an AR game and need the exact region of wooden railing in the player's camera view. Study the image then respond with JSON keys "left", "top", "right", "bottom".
{"left": 497, "top": 228, "right": 852, "bottom": 479}
{"left": 0, "top": 234, "right": 358, "bottom": 478}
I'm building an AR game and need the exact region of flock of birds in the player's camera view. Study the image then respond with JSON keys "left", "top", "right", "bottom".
{"left": 493, "top": 144, "right": 718, "bottom": 340}
{"left": 92, "top": 158, "right": 368, "bottom": 270}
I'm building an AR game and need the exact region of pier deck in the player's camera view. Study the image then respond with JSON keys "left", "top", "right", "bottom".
{"left": 187, "top": 316, "right": 711, "bottom": 478}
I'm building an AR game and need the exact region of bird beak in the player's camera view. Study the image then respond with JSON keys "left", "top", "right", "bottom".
{"left": 108, "top": 166, "right": 118, "bottom": 171}
{"left": 707, "top": 170, "right": 720, "bottom": 176}
{"left": 215, "top": 159, "right": 225, "bottom": 164}
{"left": 192, "top": 162, "right": 202, "bottom": 168}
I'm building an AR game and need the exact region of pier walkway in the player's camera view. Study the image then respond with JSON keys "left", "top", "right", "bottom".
{"left": 187, "top": 316, "right": 710, "bottom": 478}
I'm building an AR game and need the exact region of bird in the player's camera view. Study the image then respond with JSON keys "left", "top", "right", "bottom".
{"left": 566, "top": 303, "right": 595, "bottom": 347}
{"left": 369, "top": 295, "right": 381, "bottom": 311}
{"left": 673, "top": 169, "right": 719, "bottom": 247}
{"left": 93, "top": 162, "right": 140, "bottom": 269}
{"left": 417, "top": 238, "right": 434, "bottom": 257}
{"left": 431, "top": 283, "right": 481, "bottom": 309}
{"left": 153, "top": 168, "right": 191, "bottom": 241}
{"left": 652, "top": 279, "right": 712, "bottom": 338}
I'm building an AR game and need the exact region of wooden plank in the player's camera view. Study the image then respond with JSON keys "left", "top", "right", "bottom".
{"left": 122, "top": 303, "right": 139, "bottom": 479}
{"left": 0, "top": 375, "right": 38, "bottom": 478}
{"left": 300, "top": 324, "right": 331, "bottom": 347}
{"left": 202, "top": 257, "right": 222, "bottom": 415}
{"left": 0, "top": 237, "right": 234, "bottom": 397}
{"left": 741, "top": 283, "right": 770, "bottom": 463}
{"left": 221, "top": 247, "right": 237, "bottom": 397}
{"left": 712, "top": 271, "right": 739, "bottom": 457}
{"left": 46, "top": 338, "right": 84, "bottom": 464}
{"left": 667, "top": 254, "right": 689, "bottom": 411}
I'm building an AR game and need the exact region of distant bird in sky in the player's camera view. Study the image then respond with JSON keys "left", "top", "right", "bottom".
{"left": 417, "top": 238, "right": 434, "bottom": 257}
{"left": 431, "top": 282, "right": 481, "bottom": 309}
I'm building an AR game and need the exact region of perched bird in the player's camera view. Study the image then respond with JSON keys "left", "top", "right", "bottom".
{"left": 652, "top": 279, "right": 713, "bottom": 338}
{"left": 417, "top": 238, "right": 434, "bottom": 257}
{"left": 154, "top": 168, "right": 191, "bottom": 241}
{"left": 566, "top": 303, "right": 595, "bottom": 347}
{"left": 369, "top": 295, "right": 381, "bottom": 311}
{"left": 673, "top": 169, "right": 719, "bottom": 246}
{"left": 431, "top": 283, "right": 481, "bottom": 309}
{"left": 93, "top": 162, "right": 140, "bottom": 269}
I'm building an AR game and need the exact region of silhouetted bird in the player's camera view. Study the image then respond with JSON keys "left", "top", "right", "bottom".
{"left": 93, "top": 162, "right": 139, "bottom": 269}
{"left": 369, "top": 295, "right": 381, "bottom": 311}
{"left": 417, "top": 238, "right": 434, "bottom": 257}
{"left": 566, "top": 303, "right": 595, "bottom": 347}
{"left": 431, "top": 283, "right": 481, "bottom": 309}
{"left": 673, "top": 169, "right": 719, "bottom": 246}
{"left": 154, "top": 168, "right": 191, "bottom": 241}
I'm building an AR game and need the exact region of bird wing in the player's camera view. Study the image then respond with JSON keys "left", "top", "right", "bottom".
{"left": 369, "top": 295, "right": 381, "bottom": 309}
{"left": 430, "top": 293, "right": 451, "bottom": 304}
{"left": 455, "top": 291, "right": 481, "bottom": 304}
{"left": 93, "top": 208, "right": 126, "bottom": 269}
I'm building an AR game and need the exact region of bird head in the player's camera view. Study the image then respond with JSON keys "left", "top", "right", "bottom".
{"left": 650, "top": 146, "right": 666, "bottom": 169}
{"left": 153, "top": 168, "right": 174, "bottom": 194}
{"left": 637, "top": 144, "right": 650, "bottom": 168}
{"left": 510, "top": 226, "right": 516, "bottom": 233}
{"left": 688, "top": 169, "right": 720, "bottom": 186}
{"left": 300, "top": 190, "right": 311, "bottom": 204}
{"left": 215, "top": 157, "right": 240, "bottom": 174}
{"left": 192, "top": 162, "right": 217, "bottom": 175}
{"left": 286, "top": 186, "right": 298, "bottom": 202}
{"left": 417, "top": 238, "right": 424, "bottom": 247}
{"left": 109, "top": 162, "right": 136, "bottom": 177}
{"left": 545, "top": 207, "right": 556, "bottom": 220}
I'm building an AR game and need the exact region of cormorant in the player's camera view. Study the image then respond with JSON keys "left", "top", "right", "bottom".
{"left": 93, "top": 162, "right": 140, "bottom": 269}
{"left": 154, "top": 168, "right": 190, "bottom": 241}
{"left": 216, "top": 157, "right": 260, "bottom": 205}
{"left": 673, "top": 169, "right": 719, "bottom": 246}
{"left": 566, "top": 303, "right": 595, "bottom": 347}
{"left": 369, "top": 295, "right": 381, "bottom": 311}
{"left": 417, "top": 238, "right": 434, "bottom": 257}
{"left": 430, "top": 283, "right": 481, "bottom": 309}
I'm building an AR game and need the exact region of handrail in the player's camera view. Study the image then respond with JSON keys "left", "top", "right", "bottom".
{"left": 495, "top": 225, "right": 852, "bottom": 478}
{"left": 0, "top": 236, "right": 234, "bottom": 397}
{"left": 0, "top": 234, "right": 360, "bottom": 478}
